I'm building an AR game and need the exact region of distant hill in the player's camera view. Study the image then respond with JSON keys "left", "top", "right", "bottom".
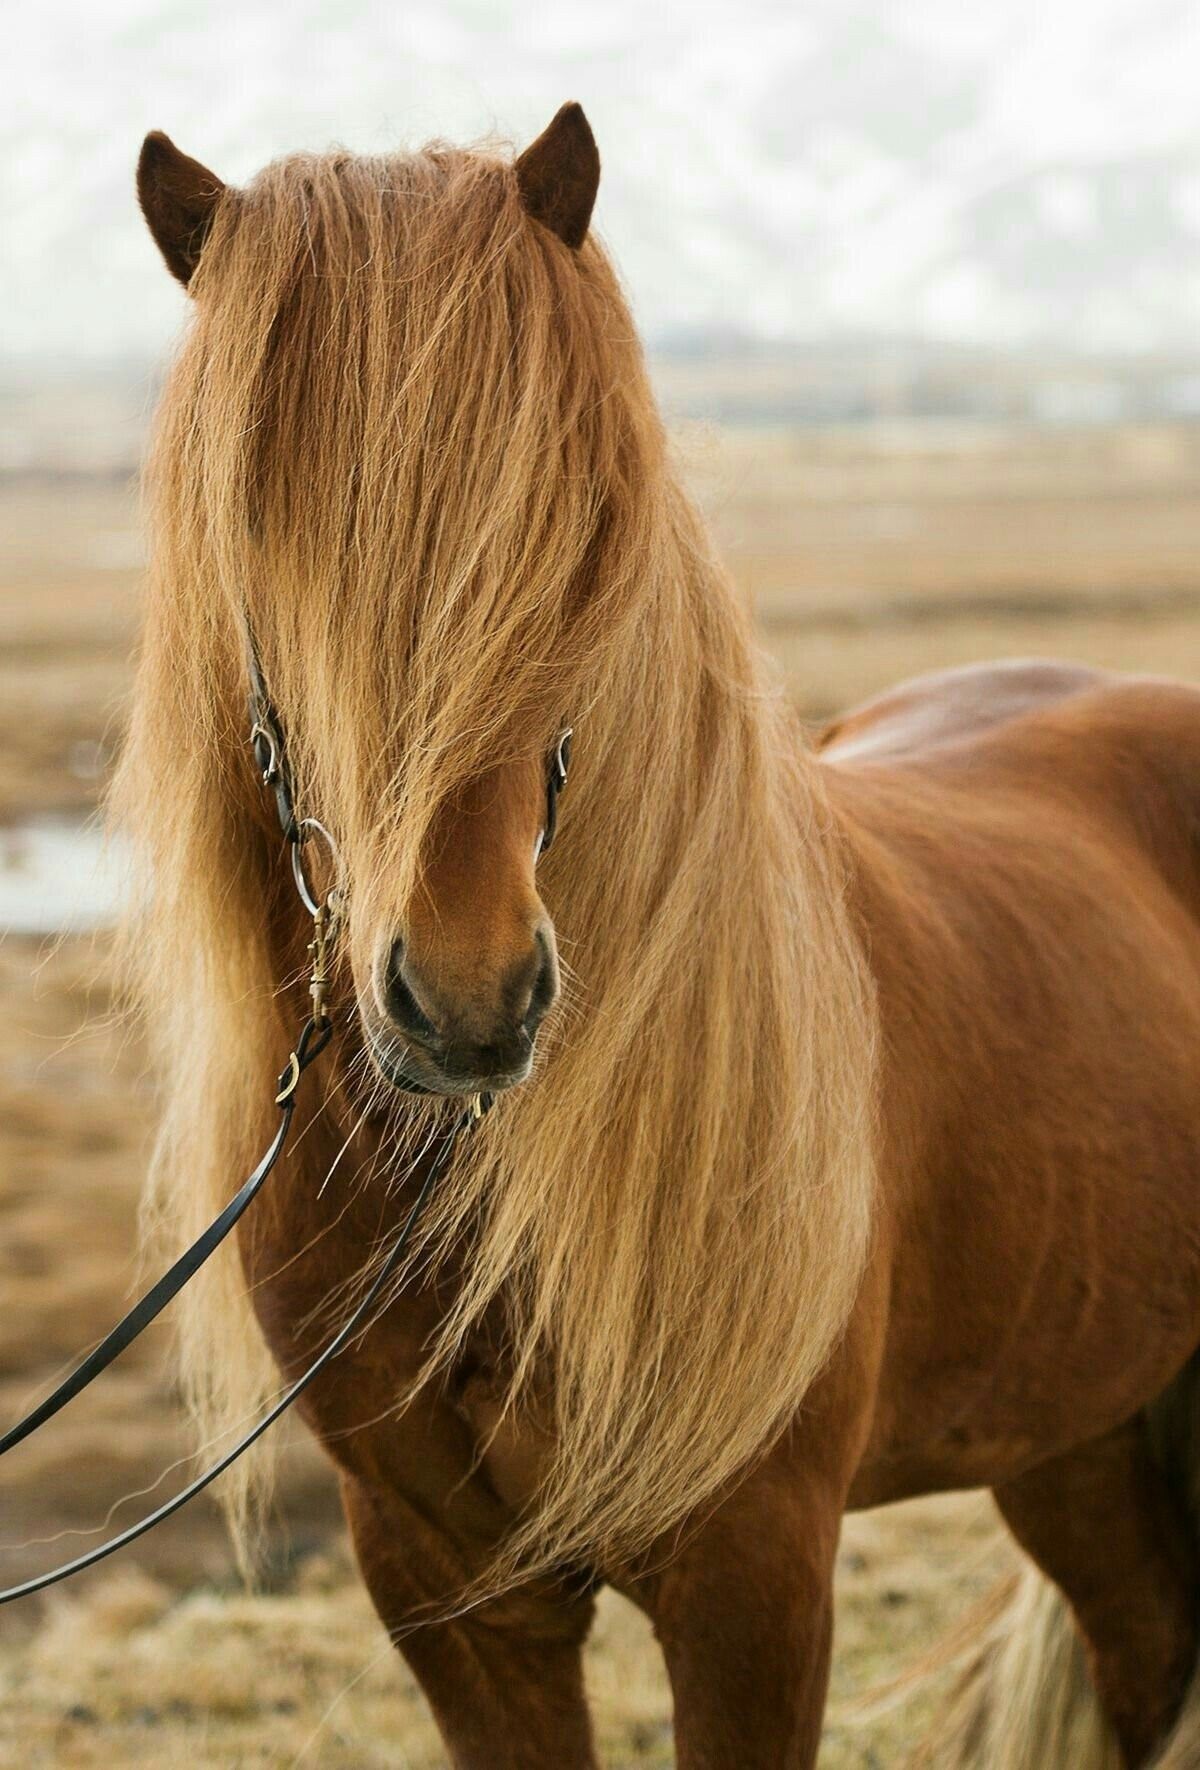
{"left": 6, "top": 344, "right": 1200, "bottom": 479}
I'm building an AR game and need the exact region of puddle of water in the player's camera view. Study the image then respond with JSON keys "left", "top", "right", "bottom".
{"left": 0, "top": 818, "right": 125, "bottom": 935}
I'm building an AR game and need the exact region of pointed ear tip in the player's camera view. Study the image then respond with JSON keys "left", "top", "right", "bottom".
{"left": 557, "top": 101, "right": 594, "bottom": 140}
{"left": 137, "top": 131, "right": 177, "bottom": 191}
{"left": 518, "top": 101, "right": 597, "bottom": 164}
{"left": 137, "top": 132, "right": 225, "bottom": 206}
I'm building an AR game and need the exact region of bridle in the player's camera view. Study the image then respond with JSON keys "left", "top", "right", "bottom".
{"left": 0, "top": 631, "right": 572, "bottom": 1604}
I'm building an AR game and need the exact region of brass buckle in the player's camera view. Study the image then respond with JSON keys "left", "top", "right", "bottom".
{"left": 275, "top": 1051, "right": 302, "bottom": 1105}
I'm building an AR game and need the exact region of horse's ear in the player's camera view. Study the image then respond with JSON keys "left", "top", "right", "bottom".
{"left": 137, "top": 131, "right": 226, "bottom": 288}
{"left": 515, "top": 102, "right": 599, "bottom": 251}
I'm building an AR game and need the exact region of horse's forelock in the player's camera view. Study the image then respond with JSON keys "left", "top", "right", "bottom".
{"left": 160, "top": 144, "right": 658, "bottom": 900}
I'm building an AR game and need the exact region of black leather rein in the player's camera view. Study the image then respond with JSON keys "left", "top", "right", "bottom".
{"left": 0, "top": 633, "right": 506, "bottom": 1604}
{"left": 0, "top": 1013, "right": 333, "bottom": 1464}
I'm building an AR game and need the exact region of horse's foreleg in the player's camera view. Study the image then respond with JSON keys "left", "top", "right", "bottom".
{"left": 340, "top": 1469, "right": 598, "bottom": 1769}
{"left": 993, "top": 1417, "right": 1198, "bottom": 1766}
{"left": 630, "top": 1464, "right": 842, "bottom": 1769}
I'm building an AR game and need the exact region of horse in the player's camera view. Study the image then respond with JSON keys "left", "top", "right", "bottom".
{"left": 115, "top": 104, "right": 1200, "bottom": 1767}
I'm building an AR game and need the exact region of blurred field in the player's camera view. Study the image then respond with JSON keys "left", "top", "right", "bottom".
{"left": 5, "top": 418, "right": 1200, "bottom": 1764}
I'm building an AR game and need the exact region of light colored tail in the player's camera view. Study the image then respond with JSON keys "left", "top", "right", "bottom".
{"left": 916, "top": 1357, "right": 1200, "bottom": 1768}
{"left": 916, "top": 1566, "right": 1122, "bottom": 1768}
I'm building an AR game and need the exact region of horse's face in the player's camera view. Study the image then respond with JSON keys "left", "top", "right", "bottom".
{"left": 360, "top": 751, "right": 563, "bottom": 1096}
{"left": 136, "top": 106, "right": 600, "bottom": 1097}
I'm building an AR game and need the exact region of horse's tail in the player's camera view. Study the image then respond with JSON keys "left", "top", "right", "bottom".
{"left": 916, "top": 1356, "right": 1200, "bottom": 1768}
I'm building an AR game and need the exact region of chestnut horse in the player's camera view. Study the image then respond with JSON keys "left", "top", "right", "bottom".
{"left": 118, "top": 105, "right": 1200, "bottom": 1767}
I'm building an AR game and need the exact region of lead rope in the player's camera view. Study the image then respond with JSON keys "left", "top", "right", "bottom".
{"left": 0, "top": 630, "right": 489, "bottom": 1603}
{"left": 0, "top": 1105, "right": 476, "bottom": 1604}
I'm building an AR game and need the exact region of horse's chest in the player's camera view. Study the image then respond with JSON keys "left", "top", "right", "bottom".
{"left": 447, "top": 1350, "right": 554, "bottom": 1512}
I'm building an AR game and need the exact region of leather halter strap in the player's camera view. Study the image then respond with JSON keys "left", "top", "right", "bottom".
{"left": 246, "top": 622, "right": 301, "bottom": 844}
{"left": 540, "top": 728, "right": 572, "bottom": 855}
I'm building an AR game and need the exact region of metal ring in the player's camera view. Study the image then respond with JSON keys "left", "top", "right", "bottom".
{"left": 290, "top": 818, "right": 343, "bottom": 918}
{"left": 250, "top": 721, "right": 280, "bottom": 784}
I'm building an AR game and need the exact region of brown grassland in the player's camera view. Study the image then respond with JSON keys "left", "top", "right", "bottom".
{"left": 3, "top": 417, "right": 1200, "bottom": 1764}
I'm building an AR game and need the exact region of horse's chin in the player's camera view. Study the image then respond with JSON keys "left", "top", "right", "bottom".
{"left": 362, "top": 1020, "right": 533, "bottom": 1098}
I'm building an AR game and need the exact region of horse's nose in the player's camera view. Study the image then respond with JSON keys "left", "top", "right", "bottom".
{"left": 383, "top": 938, "right": 442, "bottom": 1046}
{"left": 381, "top": 924, "right": 558, "bottom": 1083}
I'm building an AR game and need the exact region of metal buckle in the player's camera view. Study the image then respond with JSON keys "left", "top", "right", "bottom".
{"left": 249, "top": 719, "right": 282, "bottom": 785}
{"left": 286, "top": 820, "right": 345, "bottom": 1026}
{"left": 275, "top": 1051, "right": 302, "bottom": 1104}
{"left": 553, "top": 727, "right": 573, "bottom": 789}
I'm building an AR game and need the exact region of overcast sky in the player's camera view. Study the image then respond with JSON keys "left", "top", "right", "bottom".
{"left": 7, "top": 0, "right": 1200, "bottom": 363}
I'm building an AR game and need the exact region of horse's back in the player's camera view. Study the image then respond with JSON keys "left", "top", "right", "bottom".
{"left": 820, "top": 657, "right": 1200, "bottom": 906}
{"left": 817, "top": 658, "right": 1103, "bottom": 765}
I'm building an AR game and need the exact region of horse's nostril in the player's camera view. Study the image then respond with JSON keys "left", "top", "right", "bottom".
{"left": 383, "top": 939, "right": 440, "bottom": 1044}
{"left": 522, "top": 925, "right": 559, "bottom": 1034}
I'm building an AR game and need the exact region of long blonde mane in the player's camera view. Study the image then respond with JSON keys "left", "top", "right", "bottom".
{"left": 112, "top": 139, "right": 878, "bottom": 1581}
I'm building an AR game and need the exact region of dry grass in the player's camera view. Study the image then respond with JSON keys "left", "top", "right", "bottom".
{"left": 3, "top": 416, "right": 1199, "bottom": 1764}
{"left": 0, "top": 1498, "right": 1009, "bottom": 1769}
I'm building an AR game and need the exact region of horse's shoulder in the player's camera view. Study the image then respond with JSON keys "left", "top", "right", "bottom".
{"left": 817, "top": 659, "right": 1104, "bottom": 766}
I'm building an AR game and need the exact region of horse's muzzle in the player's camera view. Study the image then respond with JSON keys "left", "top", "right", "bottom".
{"left": 367, "top": 922, "right": 558, "bottom": 1096}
